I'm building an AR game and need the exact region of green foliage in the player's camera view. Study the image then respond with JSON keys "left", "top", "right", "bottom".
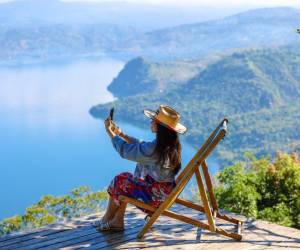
{"left": 0, "top": 216, "right": 22, "bottom": 235}
{"left": 23, "top": 205, "right": 56, "bottom": 228}
{"left": 214, "top": 152, "right": 300, "bottom": 228}
{"left": 215, "top": 163, "right": 260, "bottom": 218}
{"left": 107, "top": 57, "right": 202, "bottom": 97}
{"left": 258, "top": 203, "right": 293, "bottom": 227}
{"left": 0, "top": 186, "right": 108, "bottom": 236}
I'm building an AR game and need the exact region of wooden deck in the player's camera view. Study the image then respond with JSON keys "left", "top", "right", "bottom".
{"left": 0, "top": 205, "right": 299, "bottom": 250}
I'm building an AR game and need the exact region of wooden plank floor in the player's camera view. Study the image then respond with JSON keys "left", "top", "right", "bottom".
{"left": 0, "top": 204, "right": 299, "bottom": 250}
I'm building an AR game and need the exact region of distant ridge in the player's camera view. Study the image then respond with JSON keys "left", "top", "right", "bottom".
{"left": 129, "top": 7, "right": 300, "bottom": 60}
{"left": 0, "top": 6, "right": 300, "bottom": 64}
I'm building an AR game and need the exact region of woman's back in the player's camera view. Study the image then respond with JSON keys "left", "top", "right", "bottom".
{"left": 111, "top": 135, "right": 178, "bottom": 182}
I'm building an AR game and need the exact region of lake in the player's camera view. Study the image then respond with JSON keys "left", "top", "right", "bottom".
{"left": 0, "top": 58, "right": 218, "bottom": 220}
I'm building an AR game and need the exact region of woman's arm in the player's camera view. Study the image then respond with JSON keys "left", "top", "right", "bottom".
{"left": 111, "top": 136, "right": 156, "bottom": 162}
{"left": 118, "top": 131, "right": 134, "bottom": 143}
{"left": 105, "top": 119, "right": 152, "bottom": 162}
{"left": 110, "top": 121, "right": 141, "bottom": 144}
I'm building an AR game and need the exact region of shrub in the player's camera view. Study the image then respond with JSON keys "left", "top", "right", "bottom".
{"left": 0, "top": 186, "right": 108, "bottom": 236}
{"left": 214, "top": 152, "right": 300, "bottom": 228}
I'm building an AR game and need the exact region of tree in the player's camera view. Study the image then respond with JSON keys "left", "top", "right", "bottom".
{"left": 0, "top": 186, "right": 108, "bottom": 236}
{"left": 214, "top": 152, "right": 300, "bottom": 228}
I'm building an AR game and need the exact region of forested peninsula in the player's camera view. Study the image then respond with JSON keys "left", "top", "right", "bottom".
{"left": 90, "top": 47, "right": 300, "bottom": 165}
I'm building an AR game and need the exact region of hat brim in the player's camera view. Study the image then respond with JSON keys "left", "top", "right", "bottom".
{"left": 143, "top": 109, "right": 188, "bottom": 134}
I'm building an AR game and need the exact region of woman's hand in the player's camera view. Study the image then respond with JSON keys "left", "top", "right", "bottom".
{"left": 111, "top": 120, "right": 122, "bottom": 136}
{"left": 105, "top": 119, "right": 132, "bottom": 142}
{"left": 104, "top": 118, "right": 117, "bottom": 139}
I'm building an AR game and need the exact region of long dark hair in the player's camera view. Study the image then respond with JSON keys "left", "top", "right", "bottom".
{"left": 154, "top": 122, "right": 182, "bottom": 175}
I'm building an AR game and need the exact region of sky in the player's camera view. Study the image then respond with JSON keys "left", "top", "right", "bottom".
{"left": 0, "top": 0, "right": 299, "bottom": 7}
{"left": 63, "top": 0, "right": 300, "bottom": 7}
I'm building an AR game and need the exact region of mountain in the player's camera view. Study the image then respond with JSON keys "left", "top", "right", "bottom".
{"left": 0, "top": 23, "right": 139, "bottom": 66}
{"left": 179, "top": 47, "right": 300, "bottom": 112}
{"left": 1, "top": 6, "right": 300, "bottom": 65}
{"left": 0, "top": 0, "right": 239, "bottom": 65}
{"left": 126, "top": 7, "right": 300, "bottom": 60}
{"left": 90, "top": 47, "right": 300, "bottom": 165}
{"left": 107, "top": 57, "right": 203, "bottom": 97}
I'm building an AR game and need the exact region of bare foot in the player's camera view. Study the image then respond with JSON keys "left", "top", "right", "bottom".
{"left": 108, "top": 217, "right": 124, "bottom": 229}
{"left": 100, "top": 215, "right": 109, "bottom": 223}
{"left": 92, "top": 216, "right": 109, "bottom": 227}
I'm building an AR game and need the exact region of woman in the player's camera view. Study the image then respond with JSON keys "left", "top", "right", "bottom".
{"left": 93, "top": 105, "right": 187, "bottom": 231}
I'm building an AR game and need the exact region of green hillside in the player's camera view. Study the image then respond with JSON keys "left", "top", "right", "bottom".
{"left": 179, "top": 48, "right": 300, "bottom": 112}
{"left": 90, "top": 48, "right": 300, "bottom": 165}
{"left": 107, "top": 57, "right": 203, "bottom": 97}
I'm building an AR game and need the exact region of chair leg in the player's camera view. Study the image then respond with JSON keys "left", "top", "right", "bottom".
{"left": 195, "top": 167, "right": 216, "bottom": 232}
{"left": 137, "top": 212, "right": 158, "bottom": 238}
{"left": 137, "top": 166, "right": 196, "bottom": 238}
{"left": 201, "top": 160, "right": 219, "bottom": 211}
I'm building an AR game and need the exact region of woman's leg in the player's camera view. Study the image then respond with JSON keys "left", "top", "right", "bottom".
{"left": 100, "top": 172, "right": 129, "bottom": 223}
{"left": 108, "top": 201, "right": 127, "bottom": 228}
{"left": 101, "top": 195, "right": 119, "bottom": 222}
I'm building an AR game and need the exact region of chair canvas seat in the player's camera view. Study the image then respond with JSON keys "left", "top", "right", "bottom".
{"left": 120, "top": 118, "right": 244, "bottom": 241}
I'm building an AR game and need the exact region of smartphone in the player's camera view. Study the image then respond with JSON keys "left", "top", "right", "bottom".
{"left": 109, "top": 107, "right": 114, "bottom": 120}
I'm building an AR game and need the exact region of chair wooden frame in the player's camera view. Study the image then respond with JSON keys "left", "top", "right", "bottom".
{"left": 120, "top": 118, "right": 244, "bottom": 240}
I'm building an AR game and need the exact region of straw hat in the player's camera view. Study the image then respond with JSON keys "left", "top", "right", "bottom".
{"left": 143, "top": 105, "right": 187, "bottom": 134}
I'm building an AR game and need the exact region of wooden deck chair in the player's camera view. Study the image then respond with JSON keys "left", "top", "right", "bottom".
{"left": 120, "top": 118, "right": 243, "bottom": 241}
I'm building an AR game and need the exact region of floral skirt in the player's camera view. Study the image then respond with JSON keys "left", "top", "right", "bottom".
{"left": 107, "top": 172, "right": 175, "bottom": 212}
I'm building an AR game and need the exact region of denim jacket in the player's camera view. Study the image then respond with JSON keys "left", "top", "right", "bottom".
{"left": 111, "top": 135, "right": 176, "bottom": 182}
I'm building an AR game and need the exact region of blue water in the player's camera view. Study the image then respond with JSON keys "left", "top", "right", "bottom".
{"left": 0, "top": 59, "right": 218, "bottom": 220}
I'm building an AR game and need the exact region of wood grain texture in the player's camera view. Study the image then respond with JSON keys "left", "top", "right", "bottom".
{"left": 0, "top": 205, "right": 299, "bottom": 250}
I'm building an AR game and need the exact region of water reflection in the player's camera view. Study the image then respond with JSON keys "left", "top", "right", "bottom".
{"left": 0, "top": 59, "right": 123, "bottom": 131}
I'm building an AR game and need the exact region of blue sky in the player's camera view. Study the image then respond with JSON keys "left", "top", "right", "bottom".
{"left": 62, "top": 0, "right": 300, "bottom": 6}
{"left": 0, "top": 0, "right": 299, "bottom": 7}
